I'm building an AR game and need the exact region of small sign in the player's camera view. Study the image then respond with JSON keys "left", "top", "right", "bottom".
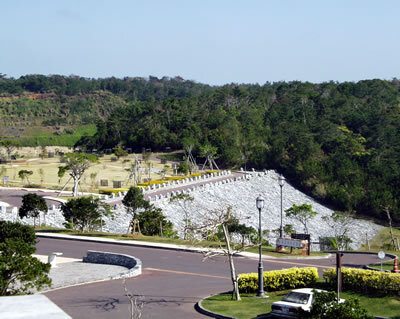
{"left": 3, "top": 176, "right": 9, "bottom": 182}
{"left": 277, "top": 238, "right": 304, "bottom": 249}
{"left": 378, "top": 251, "right": 385, "bottom": 260}
{"left": 291, "top": 233, "right": 311, "bottom": 241}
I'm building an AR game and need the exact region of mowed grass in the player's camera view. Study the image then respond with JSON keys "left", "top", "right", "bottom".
{"left": 202, "top": 289, "right": 400, "bottom": 319}
{"left": 368, "top": 259, "right": 396, "bottom": 271}
{"left": 245, "top": 246, "right": 328, "bottom": 258}
{"left": 1, "top": 149, "right": 179, "bottom": 193}
{"left": 201, "top": 292, "right": 284, "bottom": 319}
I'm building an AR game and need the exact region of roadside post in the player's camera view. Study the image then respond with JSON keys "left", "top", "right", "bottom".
{"left": 336, "top": 252, "right": 343, "bottom": 303}
{"left": 378, "top": 250, "right": 385, "bottom": 272}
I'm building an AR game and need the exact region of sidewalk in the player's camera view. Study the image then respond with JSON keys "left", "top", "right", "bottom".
{"left": 0, "top": 295, "right": 72, "bottom": 319}
{"left": 32, "top": 254, "right": 128, "bottom": 291}
{"left": 0, "top": 251, "right": 133, "bottom": 319}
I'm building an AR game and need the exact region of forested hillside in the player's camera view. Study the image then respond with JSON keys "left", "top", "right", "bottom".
{"left": 0, "top": 74, "right": 399, "bottom": 223}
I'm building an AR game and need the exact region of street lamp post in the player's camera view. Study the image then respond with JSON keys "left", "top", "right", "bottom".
{"left": 256, "top": 195, "right": 265, "bottom": 297}
{"left": 278, "top": 174, "right": 285, "bottom": 238}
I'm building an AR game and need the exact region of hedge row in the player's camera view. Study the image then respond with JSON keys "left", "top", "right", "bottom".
{"left": 137, "top": 180, "right": 166, "bottom": 186}
{"left": 99, "top": 188, "right": 129, "bottom": 195}
{"left": 238, "top": 267, "right": 319, "bottom": 293}
{"left": 323, "top": 267, "right": 400, "bottom": 295}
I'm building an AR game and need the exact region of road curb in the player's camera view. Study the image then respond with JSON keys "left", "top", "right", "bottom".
{"left": 36, "top": 233, "right": 332, "bottom": 261}
{"left": 195, "top": 292, "right": 237, "bottom": 319}
{"left": 36, "top": 233, "right": 216, "bottom": 254}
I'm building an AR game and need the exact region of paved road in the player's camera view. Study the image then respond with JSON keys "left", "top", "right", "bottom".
{"left": 35, "top": 237, "right": 383, "bottom": 319}
{"left": 0, "top": 188, "right": 61, "bottom": 207}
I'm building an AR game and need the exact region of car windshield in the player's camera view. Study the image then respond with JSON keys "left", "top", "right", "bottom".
{"left": 282, "top": 292, "right": 310, "bottom": 304}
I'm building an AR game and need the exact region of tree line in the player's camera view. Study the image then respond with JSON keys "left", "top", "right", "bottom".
{"left": 0, "top": 75, "right": 399, "bottom": 223}
{"left": 78, "top": 79, "right": 400, "bottom": 224}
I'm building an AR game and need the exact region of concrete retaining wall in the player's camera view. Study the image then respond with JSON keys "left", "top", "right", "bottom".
{"left": 82, "top": 250, "right": 142, "bottom": 279}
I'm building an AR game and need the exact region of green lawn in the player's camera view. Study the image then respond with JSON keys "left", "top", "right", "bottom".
{"left": 202, "top": 290, "right": 400, "bottom": 319}
{"left": 368, "top": 260, "right": 395, "bottom": 271}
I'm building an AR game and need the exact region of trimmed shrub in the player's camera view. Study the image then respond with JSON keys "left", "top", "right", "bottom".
{"left": 238, "top": 267, "right": 319, "bottom": 293}
{"left": 323, "top": 267, "right": 400, "bottom": 296}
{"left": 137, "top": 180, "right": 166, "bottom": 186}
{"left": 165, "top": 176, "right": 187, "bottom": 181}
{"left": 99, "top": 188, "right": 129, "bottom": 195}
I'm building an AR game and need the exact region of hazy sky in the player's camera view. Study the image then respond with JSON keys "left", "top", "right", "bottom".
{"left": 1, "top": 0, "right": 399, "bottom": 85}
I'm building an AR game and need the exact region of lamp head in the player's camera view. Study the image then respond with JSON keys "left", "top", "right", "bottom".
{"left": 278, "top": 174, "right": 285, "bottom": 187}
{"left": 256, "top": 195, "right": 264, "bottom": 210}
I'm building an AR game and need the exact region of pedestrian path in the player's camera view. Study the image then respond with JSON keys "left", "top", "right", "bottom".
{"left": 0, "top": 295, "right": 72, "bottom": 319}
{"left": 0, "top": 253, "right": 131, "bottom": 319}
{"left": 33, "top": 254, "right": 128, "bottom": 291}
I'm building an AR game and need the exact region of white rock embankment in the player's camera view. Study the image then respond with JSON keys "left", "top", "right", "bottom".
{"left": 155, "top": 171, "right": 382, "bottom": 249}
{"left": 0, "top": 170, "right": 382, "bottom": 249}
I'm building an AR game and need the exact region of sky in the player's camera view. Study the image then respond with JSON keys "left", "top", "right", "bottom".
{"left": 1, "top": 0, "right": 399, "bottom": 85}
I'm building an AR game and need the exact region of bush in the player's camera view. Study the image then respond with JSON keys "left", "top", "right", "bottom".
{"left": 0, "top": 221, "right": 51, "bottom": 295}
{"left": 61, "top": 197, "right": 111, "bottom": 232}
{"left": 323, "top": 267, "right": 400, "bottom": 296}
{"left": 238, "top": 267, "right": 318, "bottom": 293}
{"left": 137, "top": 205, "right": 176, "bottom": 237}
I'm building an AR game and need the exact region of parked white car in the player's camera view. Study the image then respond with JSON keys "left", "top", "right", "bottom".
{"left": 270, "top": 288, "right": 342, "bottom": 318}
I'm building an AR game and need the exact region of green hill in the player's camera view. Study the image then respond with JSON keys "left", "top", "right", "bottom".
{"left": 0, "top": 74, "right": 400, "bottom": 224}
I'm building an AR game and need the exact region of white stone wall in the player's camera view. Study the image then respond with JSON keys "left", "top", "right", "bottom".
{"left": 0, "top": 170, "right": 382, "bottom": 249}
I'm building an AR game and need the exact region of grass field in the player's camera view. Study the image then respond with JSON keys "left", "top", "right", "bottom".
{"left": 202, "top": 289, "right": 400, "bottom": 319}
{"left": 0, "top": 148, "right": 182, "bottom": 193}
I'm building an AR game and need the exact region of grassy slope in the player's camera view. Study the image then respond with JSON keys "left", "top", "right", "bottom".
{"left": 359, "top": 226, "right": 400, "bottom": 256}
{"left": 16, "top": 124, "right": 97, "bottom": 147}
{"left": 0, "top": 91, "right": 130, "bottom": 146}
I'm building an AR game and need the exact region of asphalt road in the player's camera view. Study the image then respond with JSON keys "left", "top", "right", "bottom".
{"left": 0, "top": 189, "right": 61, "bottom": 207}
{"left": 35, "top": 237, "right": 384, "bottom": 319}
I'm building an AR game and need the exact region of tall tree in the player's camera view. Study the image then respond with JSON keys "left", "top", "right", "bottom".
{"left": 189, "top": 206, "right": 252, "bottom": 301}
{"left": 58, "top": 153, "right": 98, "bottom": 197}
{"left": 285, "top": 204, "right": 318, "bottom": 234}
{"left": 18, "top": 169, "right": 33, "bottom": 186}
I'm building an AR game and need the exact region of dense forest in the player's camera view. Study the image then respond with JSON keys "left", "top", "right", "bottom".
{"left": 0, "top": 74, "right": 399, "bottom": 224}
